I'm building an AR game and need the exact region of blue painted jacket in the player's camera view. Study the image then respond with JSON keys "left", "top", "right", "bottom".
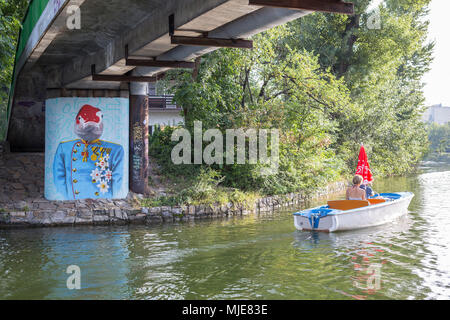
{"left": 53, "top": 139, "right": 124, "bottom": 200}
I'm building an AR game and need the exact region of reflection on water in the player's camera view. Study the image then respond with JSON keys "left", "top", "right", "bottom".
{"left": 0, "top": 162, "right": 449, "bottom": 300}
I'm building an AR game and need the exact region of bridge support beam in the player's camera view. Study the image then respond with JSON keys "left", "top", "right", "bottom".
{"left": 129, "top": 82, "right": 150, "bottom": 195}
{"left": 248, "top": 0, "right": 354, "bottom": 15}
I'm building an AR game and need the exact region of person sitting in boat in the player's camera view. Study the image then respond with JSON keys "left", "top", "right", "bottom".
{"left": 346, "top": 175, "right": 367, "bottom": 201}
{"left": 360, "top": 182, "right": 374, "bottom": 198}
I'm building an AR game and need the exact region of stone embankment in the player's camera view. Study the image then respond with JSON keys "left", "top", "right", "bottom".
{"left": 0, "top": 146, "right": 346, "bottom": 228}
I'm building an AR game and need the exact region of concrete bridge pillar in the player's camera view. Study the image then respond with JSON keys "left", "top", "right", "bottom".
{"left": 129, "top": 82, "right": 150, "bottom": 194}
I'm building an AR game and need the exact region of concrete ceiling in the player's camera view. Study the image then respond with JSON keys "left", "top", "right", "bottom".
{"left": 20, "top": 0, "right": 312, "bottom": 89}
{"left": 8, "top": 0, "right": 315, "bottom": 151}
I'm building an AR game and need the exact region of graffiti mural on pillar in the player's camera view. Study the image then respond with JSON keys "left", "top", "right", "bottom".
{"left": 45, "top": 98, "right": 129, "bottom": 200}
{"left": 129, "top": 95, "right": 149, "bottom": 194}
{"left": 132, "top": 122, "right": 144, "bottom": 184}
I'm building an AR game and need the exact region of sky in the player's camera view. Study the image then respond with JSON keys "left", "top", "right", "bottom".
{"left": 422, "top": 0, "right": 449, "bottom": 106}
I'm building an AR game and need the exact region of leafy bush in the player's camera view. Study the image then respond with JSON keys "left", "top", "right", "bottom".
{"left": 180, "top": 168, "right": 225, "bottom": 204}
{"left": 1, "top": 0, "right": 29, "bottom": 140}
{"left": 427, "top": 122, "right": 450, "bottom": 154}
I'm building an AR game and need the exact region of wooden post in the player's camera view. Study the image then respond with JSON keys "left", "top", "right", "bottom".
{"left": 129, "top": 82, "right": 150, "bottom": 194}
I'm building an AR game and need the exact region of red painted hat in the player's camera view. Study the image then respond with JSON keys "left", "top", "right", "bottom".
{"left": 76, "top": 104, "right": 102, "bottom": 124}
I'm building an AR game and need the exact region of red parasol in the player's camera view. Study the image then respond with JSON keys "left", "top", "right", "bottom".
{"left": 355, "top": 145, "right": 373, "bottom": 184}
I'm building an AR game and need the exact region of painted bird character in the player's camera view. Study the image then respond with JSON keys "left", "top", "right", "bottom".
{"left": 52, "top": 104, "right": 125, "bottom": 200}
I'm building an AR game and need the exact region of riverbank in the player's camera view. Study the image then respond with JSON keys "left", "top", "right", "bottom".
{"left": 425, "top": 152, "right": 450, "bottom": 163}
{"left": 0, "top": 151, "right": 346, "bottom": 228}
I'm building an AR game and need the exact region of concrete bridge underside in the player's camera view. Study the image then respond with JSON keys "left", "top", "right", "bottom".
{"left": 8, "top": 0, "right": 326, "bottom": 152}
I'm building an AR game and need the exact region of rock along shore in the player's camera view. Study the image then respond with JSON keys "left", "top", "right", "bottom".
{"left": 0, "top": 149, "right": 346, "bottom": 228}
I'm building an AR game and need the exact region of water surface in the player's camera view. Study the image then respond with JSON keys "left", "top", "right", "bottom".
{"left": 1, "top": 162, "right": 449, "bottom": 299}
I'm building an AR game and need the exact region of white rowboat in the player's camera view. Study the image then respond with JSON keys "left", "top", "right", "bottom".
{"left": 293, "top": 192, "right": 414, "bottom": 232}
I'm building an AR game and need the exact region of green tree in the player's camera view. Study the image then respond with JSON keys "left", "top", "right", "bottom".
{"left": 0, "top": 0, "right": 29, "bottom": 139}
{"left": 158, "top": 26, "right": 358, "bottom": 194}
{"left": 287, "top": 0, "right": 432, "bottom": 175}
{"left": 428, "top": 122, "right": 450, "bottom": 154}
{"left": 151, "top": 0, "right": 433, "bottom": 196}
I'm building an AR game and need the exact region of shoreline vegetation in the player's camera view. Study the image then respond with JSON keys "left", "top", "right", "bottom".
{"left": 425, "top": 122, "right": 450, "bottom": 162}
{"left": 142, "top": 0, "right": 433, "bottom": 209}
{"left": 425, "top": 153, "right": 450, "bottom": 162}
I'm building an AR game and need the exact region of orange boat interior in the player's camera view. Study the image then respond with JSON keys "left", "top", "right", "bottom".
{"left": 327, "top": 198, "right": 386, "bottom": 211}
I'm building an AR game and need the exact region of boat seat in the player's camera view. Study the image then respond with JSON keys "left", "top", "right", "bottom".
{"left": 327, "top": 200, "right": 370, "bottom": 211}
{"left": 368, "top": 198, "right": 386, "bottom": 205}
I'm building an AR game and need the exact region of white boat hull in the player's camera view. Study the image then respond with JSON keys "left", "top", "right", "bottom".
{"left": 293, "top": 192, "right": 414, "bottom": 232}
